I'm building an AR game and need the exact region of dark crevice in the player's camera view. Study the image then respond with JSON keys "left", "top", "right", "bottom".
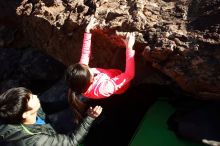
{"left": 83, "top": 83, "right": 189, "bottom": 146}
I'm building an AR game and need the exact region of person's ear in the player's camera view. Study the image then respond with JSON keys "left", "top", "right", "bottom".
{"left": 22, "top": 111, "right": 30, "bottom": 119}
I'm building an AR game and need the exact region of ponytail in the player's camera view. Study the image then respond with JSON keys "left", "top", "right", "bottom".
{"left": 65, "top": 63, "right": 91, "bottom": 123}
{"left": 68, "top": 90, "right": 86, "bottom": 124}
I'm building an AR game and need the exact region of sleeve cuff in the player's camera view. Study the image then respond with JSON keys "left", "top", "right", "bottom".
{"left": 85, "top": 116, "right": 95, "bottom": 124}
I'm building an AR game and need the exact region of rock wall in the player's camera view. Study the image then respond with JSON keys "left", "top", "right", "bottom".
{"left": 3, "top": 0, "right": 220, "bottom": 99}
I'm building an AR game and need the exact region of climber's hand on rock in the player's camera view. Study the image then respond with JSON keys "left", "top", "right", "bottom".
{"left": 122, "top": 32, "right": 135, "bottom": 49}
{"left": 85, "top": 15, "right": 98, "bottom": 33}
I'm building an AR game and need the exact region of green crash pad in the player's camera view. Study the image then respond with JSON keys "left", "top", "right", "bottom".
{"left": 129, "top": 100, "right": 205, "bottom": 146}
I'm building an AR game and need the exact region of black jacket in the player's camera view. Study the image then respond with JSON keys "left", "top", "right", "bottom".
{"left": 0, "top": 108, "right": 94, "bottom": 146}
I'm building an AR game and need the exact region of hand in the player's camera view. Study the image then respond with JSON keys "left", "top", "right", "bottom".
{"left": 87, "top": 105, "right": 102, "bottom": 118}
{"left": 85, "top": 15, "right": 98, "bottom": 33}
{"left": 122, "top": 32, "right": 135, "bottom": 49}
{"left": 202, "top": 139, "right": 220, "bottom": 146}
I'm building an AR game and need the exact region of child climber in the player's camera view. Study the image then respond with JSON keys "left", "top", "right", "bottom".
{"left": 65, "top": 16, "right": 136, "bottom": 121}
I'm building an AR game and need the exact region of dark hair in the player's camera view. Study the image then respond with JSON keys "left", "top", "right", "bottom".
{"left": 65, "top": 63, "right": 91, "bottom": 94}
{"left": 67, "top": 91, "right": 86, "bottom": 124}
{"left": 0, "top": 87, "right": 32, "bottom": 123}
{"left": 64, "top": 63, "right": 91, "bottom": 123}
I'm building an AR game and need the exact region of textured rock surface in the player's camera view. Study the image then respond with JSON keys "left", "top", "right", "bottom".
{"left": 2, "top": 0, "right": 220, "bottom": 99}
{"left": 0, "top": 48, "right": 65, "bottom": 94}
{"left": 0, "top": 0, "right": 27, "bottom": 48}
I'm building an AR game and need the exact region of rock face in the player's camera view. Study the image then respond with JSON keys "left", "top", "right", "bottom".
{"left": 3, "top": 0, "right": 220, "bottom": 99}
{"left": 0, "top": 48, "right": 65, "bottom": 94}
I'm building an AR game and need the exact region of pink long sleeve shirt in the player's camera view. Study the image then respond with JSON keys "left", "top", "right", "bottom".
{"left": 80, "top": 33, "right": 135, "bottom": 99}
